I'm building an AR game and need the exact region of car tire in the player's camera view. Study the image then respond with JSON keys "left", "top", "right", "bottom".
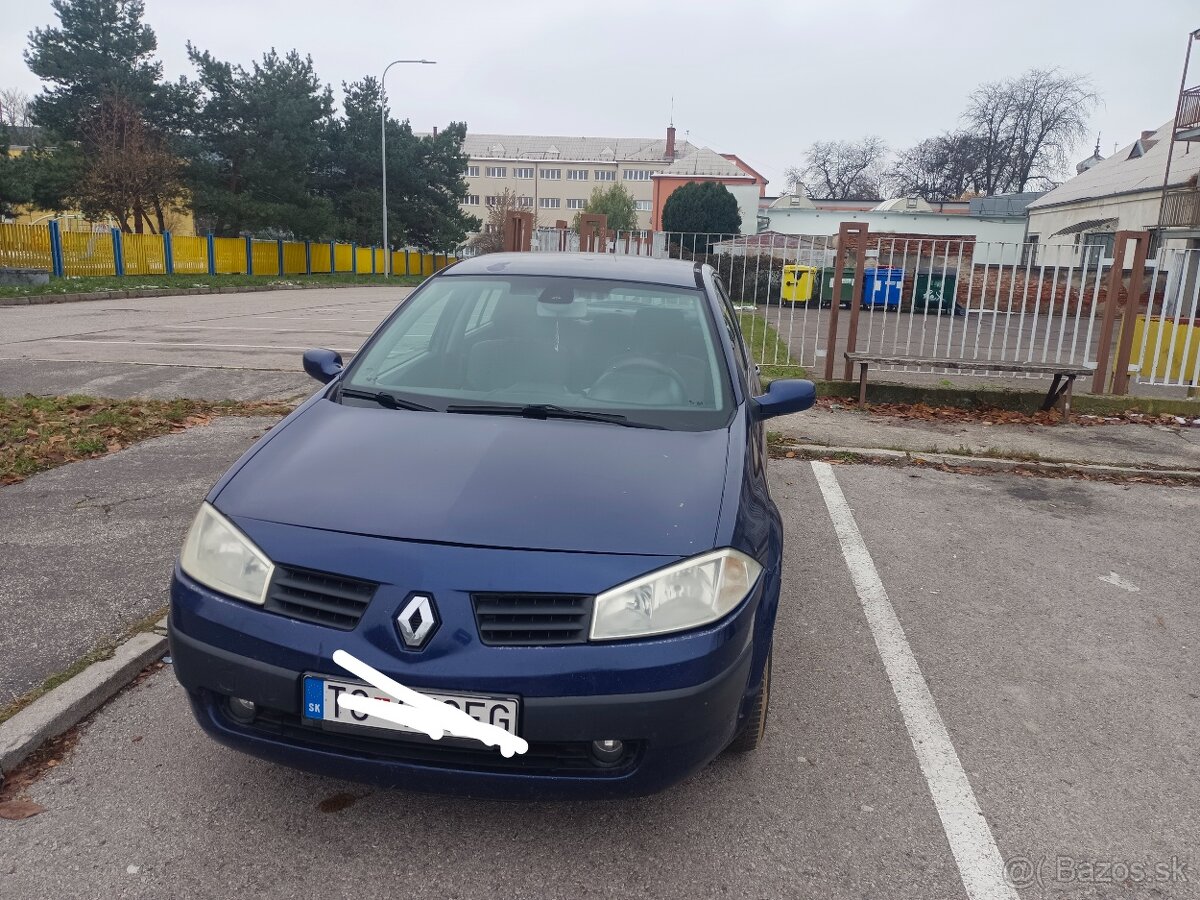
{"left": 727, "top": 651, "right": 771, "bottom": 753}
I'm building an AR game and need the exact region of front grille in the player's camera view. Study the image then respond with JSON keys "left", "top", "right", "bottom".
{"left": 263, "top": 566, "right": 377, "bottom": 630}
{"left": 244, "top": 705, "right": 639, "bottom": 776}
{"left": 472, "top": 593, "right": 592, "bottom": 646}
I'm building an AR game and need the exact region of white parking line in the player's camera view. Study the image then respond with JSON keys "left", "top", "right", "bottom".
{"left": 811, "top": 461, "right": 1017, "bottom": 900}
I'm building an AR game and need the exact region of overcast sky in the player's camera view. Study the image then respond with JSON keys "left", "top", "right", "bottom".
{"left": 1, "top": 0, "right": 1196, "bottom": 190}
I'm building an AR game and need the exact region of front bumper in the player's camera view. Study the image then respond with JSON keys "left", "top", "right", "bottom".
{"left": 172, "top": 624, "right": 753, "bottom": 800}
{"left": 169, "top": 546, "right": 778, "bottom": 799}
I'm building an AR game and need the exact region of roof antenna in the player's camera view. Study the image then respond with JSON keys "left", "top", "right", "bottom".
{"left": 670, "top": 95, "right": 674, "bottom": 127}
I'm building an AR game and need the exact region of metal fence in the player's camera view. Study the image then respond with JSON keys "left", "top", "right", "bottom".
{"left": 1132, "top": 245, "right": 1200, "bottom": 388}
{"left": 526, "top": 224, "right": 1190, "bottom": 393}
{"left": 0, "top": 221, "right": 459, "bottom": 279}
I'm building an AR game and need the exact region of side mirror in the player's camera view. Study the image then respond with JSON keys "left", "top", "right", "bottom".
{"left": 303, "top": 348, "right": 344, "bottom": 384}
{"left": 753, "top": 378, "right": 816, "bottom": 420}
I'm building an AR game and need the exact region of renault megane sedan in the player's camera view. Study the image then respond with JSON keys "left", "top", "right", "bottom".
{"left": 169, "top": 252, "right": 815, "bottom": 799}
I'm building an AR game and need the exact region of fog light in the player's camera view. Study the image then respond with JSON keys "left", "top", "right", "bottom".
{"left": 590, "top": 739, "right": 625, "bottom": 765}
{"left": 226, "top": 696, "right": 257, "bottom": 724}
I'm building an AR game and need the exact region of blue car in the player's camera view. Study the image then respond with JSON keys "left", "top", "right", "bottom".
{"left": 169, "top": 253, "right": 815, "bottom": 799}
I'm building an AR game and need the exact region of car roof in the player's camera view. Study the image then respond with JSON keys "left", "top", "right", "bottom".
{"left": 443, "top": 253, "right": 704, "bottom": 288}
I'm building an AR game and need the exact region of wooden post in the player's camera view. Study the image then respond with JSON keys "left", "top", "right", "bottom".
{"left": 1091, "top": 231, "right": 1143, "bottom": 394}
{"left": 823, "top": 222, "right": 868, "bottom": 381}
{"left": 578, "top": 213, "right": 608, "bottom": 253}
{"left": 503, "top": 210, "right": 534, "bottom": 252}
{"left": 1111, "top": 232, "right": 1151, "bottom": 396}
{"left": 842, "top": 226, "right": 872, "bottom": 381}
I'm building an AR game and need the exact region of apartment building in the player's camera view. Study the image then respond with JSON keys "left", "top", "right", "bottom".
{"left": 457, "top": 127, "right": 699, "bottom": 232}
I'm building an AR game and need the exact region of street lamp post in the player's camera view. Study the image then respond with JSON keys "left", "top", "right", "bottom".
{"left": 381, "top": 58, "right": 436, "bottom": 276}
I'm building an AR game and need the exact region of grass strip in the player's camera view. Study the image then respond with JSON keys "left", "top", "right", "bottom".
{"left": 1, "top": 394, "right": 293, "bottom": 485}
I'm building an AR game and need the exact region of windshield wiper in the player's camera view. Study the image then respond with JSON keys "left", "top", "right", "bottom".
{"left": 339, "top": 387, "right": 436, "bottom": 411}
{"left": 444, "top": 403, "right": 663, "bottom": 429}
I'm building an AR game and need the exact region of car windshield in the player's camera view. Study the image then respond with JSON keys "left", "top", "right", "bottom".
{"left": 340, "top": 274, "right": 734, "bottom": 430}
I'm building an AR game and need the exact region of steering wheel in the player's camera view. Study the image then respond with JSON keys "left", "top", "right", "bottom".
{"left": 588, "top": 356, "right": 688, "bottom": 405}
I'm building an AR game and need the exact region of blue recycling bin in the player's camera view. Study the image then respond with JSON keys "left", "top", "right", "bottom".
{"left": 862, "top": 267, "right": 904, "bottom": 309}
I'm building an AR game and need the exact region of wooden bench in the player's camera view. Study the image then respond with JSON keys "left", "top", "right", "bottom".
{"left": 844, "top": 353, "right": 1094, "bottom": 421}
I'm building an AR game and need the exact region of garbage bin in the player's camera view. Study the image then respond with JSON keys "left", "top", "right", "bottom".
{"left": 818, "top": 266, "right": 857, "bottom": 308}
{"left": 912, "top": 270, "right": 960, "bottom": 314}
{"left": 780, "top": 264, "right": 818, "bottom": 304}
{"left": 862, "top": 267, "right": 904, "bottom": 309}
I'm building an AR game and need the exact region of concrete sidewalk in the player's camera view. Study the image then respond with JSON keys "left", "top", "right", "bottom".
{"left": 0, "top": 417, "right": 277, "bottom": 705}
{"left": 772, "top": 407, "right": 1200, "bottom": 470}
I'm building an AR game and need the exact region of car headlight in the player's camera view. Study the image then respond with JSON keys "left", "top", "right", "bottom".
{"left": 179, "top": 502, "right": 274, "bottom": 605}
{"left": 590, "top": 548, "right": 763, "bottom": 641}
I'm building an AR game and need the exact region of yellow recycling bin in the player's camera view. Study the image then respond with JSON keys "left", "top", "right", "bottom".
{"left": 780, "top": 264, "right": 817, "bottom": 304}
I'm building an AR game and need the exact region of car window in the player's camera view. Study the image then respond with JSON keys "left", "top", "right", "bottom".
{"left": 342, "top": 275, "right": 735, "bottom": 431}
{"left": 713, "top": 277, "right": 750, "bottom": 373}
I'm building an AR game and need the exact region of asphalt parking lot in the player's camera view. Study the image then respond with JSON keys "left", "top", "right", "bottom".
{"left": 2, "top": 457, "right": 1196, "bottom": 900}
{"left": 0, "top": 286, "right": 413, "bottom": 400}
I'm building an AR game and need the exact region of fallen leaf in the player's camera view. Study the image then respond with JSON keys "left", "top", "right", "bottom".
{"left": 0, "top": 799, "right": 47, "bottom": 820}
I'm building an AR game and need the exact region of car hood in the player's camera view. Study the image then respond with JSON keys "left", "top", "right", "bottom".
{"left": 214, "top": 398, "right": 731, "bottom": 556}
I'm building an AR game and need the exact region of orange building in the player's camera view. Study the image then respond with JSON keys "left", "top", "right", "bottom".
{"left": 651, "top": 132, "right": 769, "bottom": 233}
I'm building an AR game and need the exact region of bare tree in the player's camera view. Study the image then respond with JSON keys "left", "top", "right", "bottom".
{"left": 73, "top": 93, "right": 184, "bottom": 233}
{"left": 0, "top": 88, "right": 32, "bottom": 129}
{"left": 963, "top": 67, "right": 1098, "bottom": 193}
{"left": 467, "top": 188, "right": 539, "bottom": 254}
{"left": 788, "top": 136, "right": 888, "bottom": 200}
{"left": 885, "top": 131, "right": 990, "bottom": 201}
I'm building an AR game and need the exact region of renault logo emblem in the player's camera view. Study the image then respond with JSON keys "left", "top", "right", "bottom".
{"left": 395, "top": 594, "right": 439, "bottom": 650}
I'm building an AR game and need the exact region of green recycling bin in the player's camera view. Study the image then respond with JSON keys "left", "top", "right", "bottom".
{"left": 912, "top": 270, "right": 960, "bottom": 314}
{"left": 818, "top": 267, "right": 857, "bottom": 308}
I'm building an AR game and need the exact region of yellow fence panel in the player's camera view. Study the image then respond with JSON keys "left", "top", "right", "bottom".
{"left": 172, "top": 235, "right": 209, "bottom": 274}
{"left": 1132, "top": 315, "right": 1200, "bottom": 384}
{"left": 123, "top": 233, "right": 167, "bottom": 275}
{"left": 333, "top": 243, "right": 353, "bottom": 273}
{"left": 212, "top": 237, "right": 246, "bottom": 274}
{"left": 421, "top": 253, "right": 434, "bottom": 277}
{"left": 0, "top": 223, "right": 53, "bottom": 270}
{"left": 250, "top": 240, "right": 279, "bottom": 276}
{"left": 282, "top": 241, "right": 307, "bottom": 274}
{"left": 375, "top": 249, "right": 385, "bottom": 273}
{"left": 355, "top": 247, "right": 374, "bottom": 273}
{"left": 311, "top": 243, "right": 332, "bottom": 273}
{"left": 61, "top": 229, "right": 116, "bottom": 277}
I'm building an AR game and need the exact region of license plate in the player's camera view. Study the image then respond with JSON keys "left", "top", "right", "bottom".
{"left": 301, "top": 675, "right": 520, "bottom": 737}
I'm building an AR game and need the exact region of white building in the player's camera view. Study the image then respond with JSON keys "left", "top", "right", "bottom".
{"left": 1026, "top": 120, "right": 1200, "bottom": 254}
{"left": 760, "top": 206, "right": 1028, "bottom": 264}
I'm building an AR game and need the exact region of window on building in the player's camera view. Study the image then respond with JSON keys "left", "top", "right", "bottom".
{"left": 623, "top": 169, "right": 653, "bottom": 181}
{"left": 540, "top": 168, "right": 561, "bottom": 180}
{"left": 517, "top": 196, "right": 534, "bottom": 208}
{"left": 539, "top": 197, "right": 561, "bottom": 209}
{"left": 485, "top": 195, "right": 503, "bottom": 207}
{"left": 464, "top": 194, "right": 480, "bottom": 206}
{"left": 514, "top": 167, "right": 534, "bottom": 179}
{"left": 635, "top": 200, "right": 652, "bottom": 211}
{"left": 466, "top": 165, "right": 480, "bottom": 178}
{"left": 1021, "top": 234, "right": 1038, "bottom": 266}
{"left": 566, "top": 169, "right": 588, "bottom": 181}
{"left": 1081, "top": 231, "right": 1116, "bottom": 259}
{"left": 485, "top": 166, "right": 507, "bottom": 178}
{"left": 566, "top": 199, "right": 587, "bottom": 209}
{"left": 595, "top": 170, "right": 616, "bottom": 182}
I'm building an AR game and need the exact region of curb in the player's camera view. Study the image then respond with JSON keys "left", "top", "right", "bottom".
{"left": 782, "top": 443, "right": 1200, "bottom": 482}
{"left": 0, "top": 619, "right": 168, "bottom": 777}
{"left": 0, "top": 280, "right": 414, "bottom": 307}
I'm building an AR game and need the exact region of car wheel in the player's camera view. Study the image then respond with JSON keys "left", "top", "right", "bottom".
{"left": 727, "top": 651, "right": 771, "bottom": 753}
